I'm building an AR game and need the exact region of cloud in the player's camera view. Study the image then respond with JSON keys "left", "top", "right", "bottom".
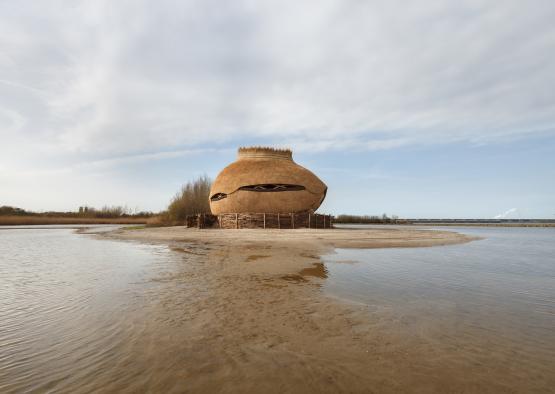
{"left": 75, "top": 147, "right": 229, "bottom": 170}
{"left": 1, "top": 0, "right": 554, "bottom": 164}
{"left": 494, "top": 208, "right": 519, "bottom": 219}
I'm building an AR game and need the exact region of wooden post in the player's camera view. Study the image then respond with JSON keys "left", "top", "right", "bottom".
{"left": 235, "top": 213, "right": 238, "bottom": 229}
{"left": 219, "top": 215, "right": 221, "bottom": 229}
{"left": 291, "top": 213, "right": 294, "bottom": 229}
{"left": 278, "top": 213, "right": 280, "bottom": 229}
{"left": 323, "top": 214, "right": 326, "bottom": 229}
{"left": 263, "top": 213, "right": 266, "bottom": 229}
{"left": 308, "top": 213, "right": 311, "bottom": 229}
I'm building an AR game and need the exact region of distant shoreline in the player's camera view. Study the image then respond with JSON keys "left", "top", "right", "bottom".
{"left": 337, "top": 222, "right": 555, "bottom": 228}
{"left": 0, "top": 215, "right": 147, "bottom": 226}
{"left": 3, "top": 215, "right": 552, "bottom": 227}
{"left": 336, "top": 222, "right": 555, "bottom": 227}
{"left": 408, "top": 223, "right": 555, "bottom": 227}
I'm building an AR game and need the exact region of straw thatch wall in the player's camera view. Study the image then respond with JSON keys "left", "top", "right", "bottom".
{"left": 209, "top": 147, "right": 327, "bottom": 214}
{"left": 188, "top": 213, "right": 333, "bottom": 229}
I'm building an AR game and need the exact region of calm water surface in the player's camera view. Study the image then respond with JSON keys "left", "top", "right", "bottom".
{"left": 1, "top": 225, "right": 554, "bottom": 392}
{"left": 325, "top": 225, "right": 555, "bottom": 382}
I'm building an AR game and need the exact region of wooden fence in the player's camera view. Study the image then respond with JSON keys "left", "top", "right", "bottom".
{"left": 188, "top": 212, "right": 333, "bottom": 229}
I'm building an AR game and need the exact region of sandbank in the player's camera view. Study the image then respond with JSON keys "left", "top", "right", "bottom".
{"left": 108, "top": 226, "right": 477, "bottom": 250}
{"left": 85, "top": 226, "right": 540, "bottom": 393}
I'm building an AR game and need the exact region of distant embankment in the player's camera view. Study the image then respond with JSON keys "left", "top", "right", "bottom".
{"left": 333, "top": 214, "right": 555, "bottom": 227}
{"left": 0, "top": 216, "right": 148, "bottom": 226}
{"left": 405, "top": 219, "right": 555, "bottom": 227}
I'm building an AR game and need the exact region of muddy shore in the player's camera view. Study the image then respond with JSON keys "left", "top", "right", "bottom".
{"left": 87, "top": 226, "right": 547, "bottom": 393}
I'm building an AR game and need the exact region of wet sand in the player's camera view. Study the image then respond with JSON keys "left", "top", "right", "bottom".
{"left": 93, "top": 227, "right": 552, "bottom": 393}
{"left": 108, "top": 226, "right": 477, "bottom": 249}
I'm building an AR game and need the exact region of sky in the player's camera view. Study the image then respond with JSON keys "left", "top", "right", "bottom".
{"left": 1, "top": 0, "right": 554, "bottom": 218}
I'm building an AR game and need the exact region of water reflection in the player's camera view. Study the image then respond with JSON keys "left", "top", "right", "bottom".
{"left": 300, "top": 262, "right": 328, "bottom": 279}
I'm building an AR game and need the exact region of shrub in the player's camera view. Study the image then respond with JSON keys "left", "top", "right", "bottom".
{"left": 0, "top": 206, "right": 33, "bottom": 216}
{"left": 167, "top": 175, "right": 212, "bottom": 224}
{"left": 333, "top": 214, "right": 400, "bottom": 224}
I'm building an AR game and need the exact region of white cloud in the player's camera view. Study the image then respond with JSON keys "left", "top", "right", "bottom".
{"left": 494, "top": 208, "right": 519, "bottom": 219}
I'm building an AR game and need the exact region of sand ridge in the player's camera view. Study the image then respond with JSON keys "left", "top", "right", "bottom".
{"left": 107, "top": 226, "right": 478, "bottom": 251}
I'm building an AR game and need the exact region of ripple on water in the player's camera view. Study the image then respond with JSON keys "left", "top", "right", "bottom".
{"left": 0, "top": 228, "right": 174, "bottom": 392}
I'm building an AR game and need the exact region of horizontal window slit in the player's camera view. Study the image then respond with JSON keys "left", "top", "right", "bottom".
{"left": 238, "top": 184, "right": 306, "bottom": 192}
{"left": 210, "top": 193, "right": 227, "bottom": 201}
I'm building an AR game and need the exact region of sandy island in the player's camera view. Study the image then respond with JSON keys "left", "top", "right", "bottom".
{"left": 109, "top": 226, "right": 476, "bottom": 250}
{"left": 89, "top": 226, "right": 541, "bottom": 393}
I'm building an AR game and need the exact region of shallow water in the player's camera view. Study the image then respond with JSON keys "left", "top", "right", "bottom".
{"left": 1, "top": 225, "right": 554, "bottom": 392}
{"left": 0, "top": 226, "right": 178, "bottom": 392}
{"left": 324, "top": 225, "right": 555, "bottom": 386}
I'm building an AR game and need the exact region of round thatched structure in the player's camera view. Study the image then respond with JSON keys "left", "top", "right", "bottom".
{"left": 209, "top": 147, "right": 327, "bottom": 214}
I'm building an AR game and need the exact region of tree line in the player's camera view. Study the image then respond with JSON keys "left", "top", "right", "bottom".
{"left": 333, "top": 214, "right": 403, "bottom": 224}
{"left": 0, "top": 205, "right": 154, "bottom": 218}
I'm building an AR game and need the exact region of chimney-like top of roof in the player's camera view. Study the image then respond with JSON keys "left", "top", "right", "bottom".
{"left": 237, "top": 146, "right": 293, "bottom": 161}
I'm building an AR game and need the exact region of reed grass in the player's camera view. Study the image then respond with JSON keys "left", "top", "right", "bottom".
{"left": 0, "top": 216, "right": 147, "bottom": 225}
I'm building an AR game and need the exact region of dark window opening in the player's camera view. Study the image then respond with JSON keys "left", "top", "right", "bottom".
{"left": 210, "top": 193, "right": 227, "bottom": 202}
{"left": 238, "top": 184, "right": 306, "bottom": 192}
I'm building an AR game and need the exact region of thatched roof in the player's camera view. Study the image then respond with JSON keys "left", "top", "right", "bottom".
{"left": 209, "top": 146, "right": 327, "bottom": 214}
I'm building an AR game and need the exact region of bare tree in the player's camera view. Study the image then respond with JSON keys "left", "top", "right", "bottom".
{"left": 167, "top": 175, "right": 212, "bottom": 223}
